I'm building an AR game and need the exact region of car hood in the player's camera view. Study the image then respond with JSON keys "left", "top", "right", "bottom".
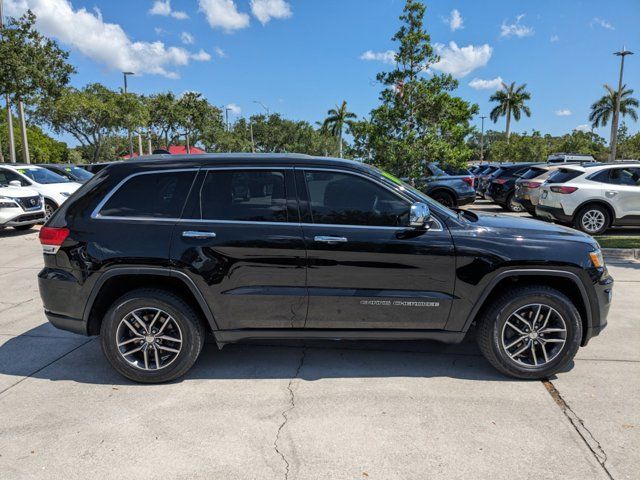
{"left": 0, "top": 186, "right": 40, "bottom": 198}
{"left": 466, "top": 211, "right": 596, "bottom": 246}
{"left": 37, "top": 182, "right": 81, "bottom": 194}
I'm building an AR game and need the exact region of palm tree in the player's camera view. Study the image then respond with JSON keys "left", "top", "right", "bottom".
{"left": 489, "top": 82, "right": 532, "bottom": 143}
{"left": 323, "top": 100, "right": 357, "bottom": 158}
{"left": 589, "top": 84, "right": 638, "bottom": 157}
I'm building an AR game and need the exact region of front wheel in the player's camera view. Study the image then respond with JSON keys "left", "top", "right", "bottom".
{"left": 477, "top": 286, "right": 582, "bottom": 379}
{"left": 100, "top": 289, "right": 206, "bottom": 383}
{"left": 44, "top": 200, "right": 58, "bottom": 222}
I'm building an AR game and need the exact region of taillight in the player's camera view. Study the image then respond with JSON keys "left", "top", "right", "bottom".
{"left": 550, "top": 186, "right": 578, "bottom": 194}
{"left": 523, "top": 181, "right": 542, "bottom": 189}
{"left": 462, "top": 176, "right": 474, "bottom": 187}
{"left": 39, "top": 227, "right": 69, "bottom": 254}
{"left": 493, "top": 178, "right": 508, "bottom": 185}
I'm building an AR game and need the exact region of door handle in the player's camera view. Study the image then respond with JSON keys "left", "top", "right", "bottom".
{"left": 314, "top": 235, "right": 348, "bottom": 243}
{"left": 182, "top": 231, "right": 217, "bottom": 239}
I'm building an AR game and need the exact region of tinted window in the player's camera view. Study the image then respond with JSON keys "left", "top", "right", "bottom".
{"left": 547, "top": 169, "right": 582, "bottom": 184}
{"left": 609, "top": 168, "right": 640, "bottom": 186}
{"left": 0, "top": 168, "right": 29, "bottom": 187}
{"left": 200, "top": 170, "right": 288, "bottom": 222}
{"left": 520, "top": 167, "right": 547, "bottom": 180}
{"left": 68, "top": 166, "right": 94, "bottom": 181}
{"left": 17, "top": 167, "right": 70, "bottom": 184}
{"left": 100, "top": 171, "right": 195, "bottom": 218}
{"left": 304, "top": 171, "right": 409, "bottom": 226}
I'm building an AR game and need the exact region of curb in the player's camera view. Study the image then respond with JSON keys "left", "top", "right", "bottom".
{"left": 602, "top": 248, "right": 640, "bottom": 263}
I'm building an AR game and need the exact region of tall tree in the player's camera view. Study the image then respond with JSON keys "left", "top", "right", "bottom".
{"left": 589, "top": 84, "right": 638, "bottom": 159}
{"left": 489, "top": 82, "right": 531, "bottom": 143}
{"left": 175, "top": 92, "right": 223, "bottom": 152}
{"left": 0, "top": 11, "right": 75, "bottom": 163}
{"left": 350, "top": 0, "right": 478, "bottom": 177}
{"left": 323, "top": 100, "right": 357, "bottom": 158}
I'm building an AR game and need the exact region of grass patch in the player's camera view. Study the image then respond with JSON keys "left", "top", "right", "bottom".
{"left": 595, "top": 236, "right": 640, "bottom": 249}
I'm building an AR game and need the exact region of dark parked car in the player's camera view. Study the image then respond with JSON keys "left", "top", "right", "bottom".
{"left": 476, "top": 164, "right": 501, "bottom": 198}
{"left": 412, "top": 163, "right": 475, "bottom": 208}
{"left": 485, "top": 163, "right": 538, "bottom": 212}
{"left": 38, "top": 164, "right": 95, "bottom": 184}
{"left": 79, "top": 162, "right": 119, "bottom": 174}
{"left": 38, "top": 153, "right": 612, "bottom": 383}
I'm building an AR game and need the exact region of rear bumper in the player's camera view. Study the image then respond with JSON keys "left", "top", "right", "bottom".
{"left": 44, "top": 311, "right": 88, "bottom": 336}
{"left": 457, "top": 192, "right": 476, "bottom": 206}
{"left": 38, "top": 267, "right": 92, "bottom": 336}
{"left": 535, "top": 204, "right": 573, "bottom": 223}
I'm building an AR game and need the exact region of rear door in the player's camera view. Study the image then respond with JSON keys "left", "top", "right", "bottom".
{"left": 297, "top": 168, "right": 456, "bottom": 330}
{"left": 170, "top": 167, "right": 307, "bottom": 330}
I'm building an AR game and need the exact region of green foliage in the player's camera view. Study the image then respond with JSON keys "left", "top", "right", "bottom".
{"left": 589, "top": 84, "right": 639, "bottom": 129}
{"left": 0, "top": 108, "right": 68, "bottom": 163}
{"left": 489, "top": 82, "right": 532, "bottom": 141}
{"left": 349, "top": 0, "right": 478, "bottom": 177}
{"left": 322, "top": 101, "right": 357, "bottom": 158}
{"left": 617, "top": 123, "right": 640, "bottom": 159}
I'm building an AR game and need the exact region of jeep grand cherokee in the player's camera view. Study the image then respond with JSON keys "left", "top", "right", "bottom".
{"left": 38, "top": 154, "right": 613, "bottom": 383}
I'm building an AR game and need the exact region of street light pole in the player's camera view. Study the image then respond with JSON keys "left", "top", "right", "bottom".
{"left": 253, "top": 100, "right": 269, "bottom": 116}
{"left": 480, "top": 115, "right": 486, "bottom": 163}
{"left": 0, "top": 0, "right": 16, "bottom": 163}
{"left": 610, "top": 48, "right": 633, "bottom": 161}
{"left": 122, "top": 71, "right": 135, "bottom": 157}
{"left": 225, "top": 107, "right": 231, "bottom": 131}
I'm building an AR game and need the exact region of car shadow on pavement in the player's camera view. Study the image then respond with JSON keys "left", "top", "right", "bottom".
{"left": 0, "top": 324, "right": 538, "bottom": 386}
{"left": 0, "top": 228, "right": 39, "bottom": 238}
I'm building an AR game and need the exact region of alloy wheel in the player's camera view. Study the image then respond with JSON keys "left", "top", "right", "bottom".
{"left": 500, "top": 303, "right": 567, "bottom": 368}
{"left": 581, "top": 210, "right": 606, "bottom": 233}
{"left": 44, "top": 203, "right": 55, "bottom": 221}
{"left": 115, "top": 307, "right": 183, "bottom": 371}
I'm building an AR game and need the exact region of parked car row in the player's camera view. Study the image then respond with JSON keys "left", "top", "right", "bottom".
{"left": 0, "top": 163, "right": 93, "bottom": 231}
{"left": 470, "top": 159, "right": 640, "bottom": 235}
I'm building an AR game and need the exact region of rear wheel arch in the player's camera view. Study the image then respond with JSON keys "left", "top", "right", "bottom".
{"left": 465, "top": 271, "right": 591, "bottom": 346}
{"left": 85, "top": 269, "right": 217, "bottom": 336}
{"left": 429, "top": 188, "right": 457, "bottom": 207}
{"left": 573, "top": 199, "right": 616, "bottom": 223}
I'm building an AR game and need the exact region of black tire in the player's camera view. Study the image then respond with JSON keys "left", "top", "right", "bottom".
{"left": 477, "top": 286, "right": 582, "bottom": 379}
{"left": 505, "top": 193, "right": 525, "bottom": 213}
{"left": 100, "top": 288, "right": 206, "bottom": 383}
{"left": 13, "top": 224, "right": 34, "bottom": 231}
{"left": 573, "top": 204, "right": 611, "bottom": 235}
{"left": 431, "top": 191, "right": 456, "bottom": 208}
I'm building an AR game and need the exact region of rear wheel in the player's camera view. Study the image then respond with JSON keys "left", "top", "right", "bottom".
{"left": 100, "top": 289, "right": 206, "bottom": 383}
{"left": 574, "top": 204, "right": 610, "bottom": 235}
{"left": 477, "top": 286, "right": 582, "bottom": 379}
{"left": 506, "top": 193, "right": 525, "bottom": 212}
{"left": 431, "top": 191, "right": 456, "bottom": 208}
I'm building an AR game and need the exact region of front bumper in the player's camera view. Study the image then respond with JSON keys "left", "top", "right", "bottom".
{"left": 4, "top": 211, "right": 45, "bottom": 226}
{"left": 583, "top": 271, "right": 613, "bottom": 346}
{"left": 535, "top": 204, "right": 573, "bottom": 223}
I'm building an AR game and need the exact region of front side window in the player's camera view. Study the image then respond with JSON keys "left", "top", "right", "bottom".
{"left": 609, "top": 168, "right": 640, "bottom": 186}
{"left": 304, "top": 171, "right": 409, "bottom": 226}
{"left": 100, "top": 171, "right": 195, "bottom": 218}
{"left": 199, "top": 170, "right": 288, "bottom": 222}
{"left": 0, "top": 168, "right": 29, "bottom": 187}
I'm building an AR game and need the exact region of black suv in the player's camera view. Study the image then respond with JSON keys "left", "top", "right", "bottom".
{"left": 485, "top": 163, "right": 537, "bottom": 212}
{"left": 38, "top": 154, "right": 613, "bottom": 383}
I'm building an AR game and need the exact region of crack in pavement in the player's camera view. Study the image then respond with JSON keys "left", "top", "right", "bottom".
{"left": 0, "top": 298, "right": 34, "bottom": 314}
{"left": 543, "top": 379, "right": 616, "bottom": 480}
{"left": 273, "top": 347, "right": 306, "bottom": 480}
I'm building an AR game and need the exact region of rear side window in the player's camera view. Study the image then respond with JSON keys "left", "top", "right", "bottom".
{"left": 199, "top": 170, "right": 288, "bottom": 222}
{"left": 100, "top": 171, "right": 195, "bottom": 218}
{"left": 547, "top": 169, "right": 582, "bottom": 184}
{"left": 304, "top": 171, "right": 409, "bottom": 226}
{"left": 520, "top": 167, "right": 547, "bottom": 180}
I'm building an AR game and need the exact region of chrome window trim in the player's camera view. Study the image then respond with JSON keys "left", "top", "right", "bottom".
{"left": 91, "top": 165, "right": 444, "bottom": 232}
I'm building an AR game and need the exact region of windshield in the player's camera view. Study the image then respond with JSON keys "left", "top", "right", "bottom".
{"left": 67, "top": 166, "right": 94, "bottom": 181}
{"left": 17, "top": 167, "right": 70, "bottom": 184}
{"left": 363, "top": 165, "right": 457, "bottom": 218}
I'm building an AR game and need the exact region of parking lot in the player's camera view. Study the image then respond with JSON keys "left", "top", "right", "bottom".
{"left": 0, "top": 227, "right": 638, "bottom": 480}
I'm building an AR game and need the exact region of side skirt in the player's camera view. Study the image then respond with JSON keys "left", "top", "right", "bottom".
{"left": 213, "top": 329, "right": 466, "bottom": 348}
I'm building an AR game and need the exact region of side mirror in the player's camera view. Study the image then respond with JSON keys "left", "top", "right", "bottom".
{"left": 9, "top": 180, "right": 22, "bottom": 187}
{"left": 409, "top": 202, "right": 431, "bottom": 229}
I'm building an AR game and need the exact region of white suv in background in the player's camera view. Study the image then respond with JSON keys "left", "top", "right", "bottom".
{"left": 536, "top": 162, "right": 640, "bottom": 235}
{"left": 0, "top": 182, "right": 45, "bottom": 231}
{"left": 0, "top": 164, "right": 80, "bottom": 220}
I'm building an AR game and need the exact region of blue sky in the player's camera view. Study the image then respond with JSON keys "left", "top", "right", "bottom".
{"left": 5, "top": 0, "right": 640, "bottom": 146}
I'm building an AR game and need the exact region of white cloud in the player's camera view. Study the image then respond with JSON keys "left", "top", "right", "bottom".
{"left": 446, "top": 9, "right": 463, "bottom": 32}
{"left": 5, "top": 0, "right": 206, "bottom": 78}
{"left": 214, "top": 46, "right": 227, "bottom": 58}
{"left": 226, "top": 103, "right": 242, "bottom": 115}
{"left": 191, "top": 49, "right": 211, "bottom": 62}
{"left": 469, "top": 76, "right": 504, "bottom": 90}
{"left": 149, "top": 0, "right": 188, "bottom": 20}
{"left": 550, "top": 34, "right": 559, "bottom": 42}
{"left": 199, "top": 0, "right": 250, "bottom": 32}
{"left": 360, "top": 50, "right": 396, "bottom": 64}
{"left": 591, "top": 17, "right": 615, "bottom": 30}
{"left": 181, "top": 32, "right": 194, "bottom": 44}
{"left": 555, "top": 109, "right": 572, "bottom": 116}
{"left": 500, "top": 14, "right": 534, "bottom": 38}
{"left": 250, "top": 0, "right": 292, "bottom": 25}
{"left": 432, "top": 42, "right": 492, "bottom": 77}
{"left": 575, "top": 124, "right": 591, "bottom": 132}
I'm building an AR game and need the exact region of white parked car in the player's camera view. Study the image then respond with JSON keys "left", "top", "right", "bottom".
{"left": 536, "top": 162, "right": 640, "bottom": 235}
{"left": 0, "top": 183, "right": 45, "bottom": 231}
{"left": 0, "top": 164, "right": 80, "bottom": 220}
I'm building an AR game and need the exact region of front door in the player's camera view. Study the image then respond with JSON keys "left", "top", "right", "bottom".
{"left": 297, "top": 169, "right": 456, "bottom": 330}
{"left": 170, "top": 168, "right": 307, "bottom": 330}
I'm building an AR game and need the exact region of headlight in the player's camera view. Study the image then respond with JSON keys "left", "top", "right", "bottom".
{"left": 589, "top": 249, "right": 605, "bottom": 269}
{"left": 0, "top": 196, "right": 18, "bottom": 209}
